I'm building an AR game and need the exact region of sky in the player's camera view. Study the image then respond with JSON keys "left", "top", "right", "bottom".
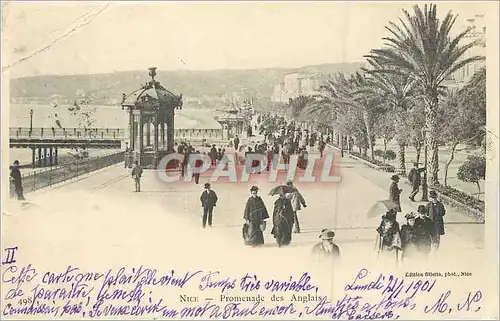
{"left": 1, "top": 1, "right": 492, "bottom": 78}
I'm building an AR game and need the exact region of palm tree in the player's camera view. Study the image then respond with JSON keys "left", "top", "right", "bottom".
{"left": 306, "top": 77, "right": 344, "bottom": 146}
{"left": 307, "top": 72, "right": 382, "bottom": 158}
{"left": 287, "top": 95, "right": 315, "bottom": 120}
{"left": 365, "top": 3, "right": 484, "bottom": 185}
{"left": 362, "top": 59, "right": 420, "bottom": 174}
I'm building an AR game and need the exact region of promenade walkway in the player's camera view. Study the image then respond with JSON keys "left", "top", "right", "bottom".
{"left": 3, "top": 144, "right": 483, "bottom": 274}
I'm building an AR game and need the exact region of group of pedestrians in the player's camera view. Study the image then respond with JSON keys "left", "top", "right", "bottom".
{"left": 380, "top": 160, "right": 446, "bottom": 261}
{"left": 243, "top": 181, "right": 308, "bottom": 247}
{"left": 197, "top": 180, "right": 309, "bottom": 247}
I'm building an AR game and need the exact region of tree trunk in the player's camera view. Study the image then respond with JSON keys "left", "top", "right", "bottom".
{"left": 415, "top": 142, "right": 422, "bottom": 164}
{"left": 362, "top": 110, "right": 374, "bottom": 159}
{"left": 425, "top": 96, "right": 440, "bottom": 186}
{"left": 398, "top": 143, "right": 406, "bottom": 175}
{"left": 444, "top": 142, "right": 459, "bottom": 187}
{"left": 476, "top": 182, "right": 481, "bottom": 200}
{"left": 383, "top": 139, "right": 387, "bottom": 163}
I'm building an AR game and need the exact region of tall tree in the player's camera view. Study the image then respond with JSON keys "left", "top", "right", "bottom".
{"left": 287, "top": 95, "right": 315, "bottom": 120}
{"left": 363, "top": 59, "right": 420, "bottom": 174}
{"left": 365, "top": 4, "right": 484, "bottom": 185}
{"left": 307, "top": 72, "right": 382, "bottom": 158}
{"left": 441, "top": 68, "right": 486, "bottom": 186}
{"left": 373, "top": 110, "right": 396, "bottom": 163}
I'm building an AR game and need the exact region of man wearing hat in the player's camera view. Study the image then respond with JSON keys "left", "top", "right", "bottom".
{"left": 389, "top": 175, "right": 402, "bottom": 212}
{"left": 285, "top": 181, "right": 307, "bottom": 233}
{"left": 425, "top": 190, "right": 446, "bottom": 249}
{"left": 200, "top": 183, "right": 218, "bottom": 228}
{"left": 311, "top": 229, "right": 340, "bottom": 260}
{"left": 131, "top": 160, "right": 143, "bottom": 192}
{"left": 407, "top": 162, "right": 426, "bottom": 201}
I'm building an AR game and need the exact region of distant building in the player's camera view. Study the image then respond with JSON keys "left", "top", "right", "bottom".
{"left": 272, "top": 72, "right": 331, "bottom": 103}
{"left": 445, "top": 14, "right": 486, "bottom": 88}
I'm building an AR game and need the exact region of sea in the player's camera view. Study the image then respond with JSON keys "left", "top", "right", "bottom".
{"left": 7, "top": 104, "right": 221, "bottom": 166}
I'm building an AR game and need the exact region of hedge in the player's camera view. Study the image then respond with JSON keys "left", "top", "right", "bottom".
{"left": 432, "top": 183, "right": 485, "bottom": 221}
{"left": 349, "top": 151, "right": 396, "bottom": 172}
{"left": 327, "top": 143, "right": 484, "bottom": 220}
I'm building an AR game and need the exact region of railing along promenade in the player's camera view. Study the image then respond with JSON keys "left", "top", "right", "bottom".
{"left": 9, "top": 151, "right": 126, "bottom": 196}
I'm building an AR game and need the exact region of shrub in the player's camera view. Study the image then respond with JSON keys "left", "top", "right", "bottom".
{"left": 433, "top": 183, "right": 485, "bottom": 214}
{"left": 373, "top": 149, "right": 384, "bottom": 159}
{"left": 384, "top": 150, "right": 396, "bottom": 161}
{"left": 457, "top": 155, "right": 486, "bottom": 199}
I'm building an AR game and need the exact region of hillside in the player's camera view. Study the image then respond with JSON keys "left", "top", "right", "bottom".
{"left": 10, "top": 62, "right": 365, "bottom": 106}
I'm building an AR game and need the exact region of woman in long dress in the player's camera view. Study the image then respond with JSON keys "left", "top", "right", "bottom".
{"left": 415, "top": 205, "right": 433, "bottom": 257}
{"left": 400, "top": 213, "right": 420, "bottom": 260}
{"left": 271, "top": 193, "right": 294, "bottom": 247}
{"left": 376, "top": 210, "right": 402, "bottom": 261}
{"left": 243, "top": 186, "right": 269, "bottom": 246}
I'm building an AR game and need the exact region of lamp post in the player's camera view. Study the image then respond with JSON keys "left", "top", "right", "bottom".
{"left": 29, "top": 109, "right": 34, "bottom": 136}
{"left": 421, "top": 128, "right": 429, "bottom": 201}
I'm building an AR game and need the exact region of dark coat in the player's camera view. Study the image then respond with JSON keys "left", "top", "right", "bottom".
{"left": 389, "top": 182, "right": 402, "bottom": 212}
{"left": 415, "top": 216, "right": 433, "bottom": 252}
{"left": 400, "top": 224, "right": 421, "bottom": 259}
{"left": 10, "top": 167, "right": 22, "bottom": 186}
{"left": 400, "top": 225, "right": 419, "bottom": 249}
{"left": 243, "top": 196, "right": 269, "bottom": 246}
{"left": 271, "top": 198, "right": 294, "bottom": 246}
{"left": 408, "top": 168, "right": 425, "bottom": 187}
{"left": 200, "top": 190, "right": 218, "bottom": 208}
{"left": 244, "top": 196, "right": 269, "bottom": 224}
{"left": 426, "top": 201, "right": 446, "bottom": 235}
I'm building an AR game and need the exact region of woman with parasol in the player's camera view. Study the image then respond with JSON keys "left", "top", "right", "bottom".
{"left": 369, "top": 200, "right": 402, "bottom": 262}
{"left": 243, "top": 186, "right": 269, "bottom": 247}
{"left": 375, "top": 210, "right": 402, "bottom": 261}
{"left": 269, "top": 185, "right": 295, "bottom": 247}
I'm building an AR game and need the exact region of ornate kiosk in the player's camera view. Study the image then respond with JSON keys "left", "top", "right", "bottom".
{"left": 217, "top": 107, "right": 246, "bottom": 140}
{"left": 122, "top": 67, "right": 183, "bottom": 168}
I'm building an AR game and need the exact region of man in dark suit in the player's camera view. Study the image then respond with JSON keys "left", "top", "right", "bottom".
{"left": 10, "top": 160, "right": 25, "bottom": 201}
{"left": 234, "top": 135, "right": 240, "bottom": 151}
{"left": 389, "top": 175, "right": 402, "bottom": 212}
{"left": 200, "top": 183, "right": 218, "bottom": 228}
{"left": 408, "top": 162, "right": 425, "bottom": 201}
{"left": 425, "top": 190, "right": 446, "bottom": 250}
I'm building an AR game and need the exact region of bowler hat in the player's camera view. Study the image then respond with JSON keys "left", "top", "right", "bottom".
{"left": 320, "top": 229, "right": 335, "bottom": 240}
{"left": 391, "top": 174, "right": 400, "bottom": 180}
{"left": 204, "top": 183, "right": 211, "bottom": 188}
{"left": 250, "top": 185, "right": 259, "bottom": 192}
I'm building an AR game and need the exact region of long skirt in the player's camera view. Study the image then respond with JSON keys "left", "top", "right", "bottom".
{"left": 272, "top": 217, "right": 293, "bottom": 247}
{"left": 243, "top": 223, "right": 264, "bottom": 246}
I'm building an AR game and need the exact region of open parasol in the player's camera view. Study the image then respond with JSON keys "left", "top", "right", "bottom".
{"left": 367, "top": 200, "right": 400, "bottom": 218}
{"left": 268, "top": 185, "right": 296, "bottom": 196}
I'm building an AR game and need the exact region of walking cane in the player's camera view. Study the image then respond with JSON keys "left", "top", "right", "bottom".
{"left": 374, "top": 234, "right": 381, "bottom": 258}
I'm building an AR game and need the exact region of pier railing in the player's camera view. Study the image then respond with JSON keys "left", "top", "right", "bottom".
{"left": 10, "top": 127, "right": 125, "bottom": 140}
{"left": 9, "top": 151, "right": 125, "bottom": 196}
{"left": 9, "top": 127, "right": 223, "bottom": 140}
